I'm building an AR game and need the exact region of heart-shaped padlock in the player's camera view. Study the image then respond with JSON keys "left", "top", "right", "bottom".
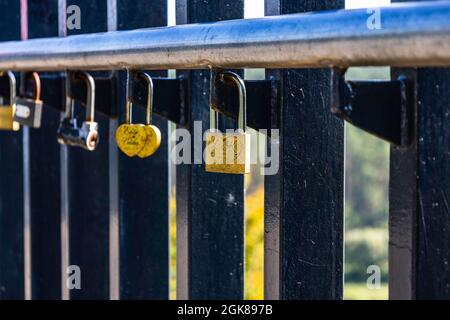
{"left": 135, "top": 72, "right": 162, "bottom": 158}
{"left": 116, "top": 71, "right": 162, "bottom": 159}
{"left": 116, "top": 123, "right": 148, "bottom": 157}
{"left": 138, "top": 124, "right": 162, "bottom": 158}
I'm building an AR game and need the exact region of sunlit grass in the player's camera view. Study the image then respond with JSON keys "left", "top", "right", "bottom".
{"left": 245, "top": 185, "right": 264, "bottom": 300}
{"left": 345, "top": 283, "right": 388, "bottom": 300}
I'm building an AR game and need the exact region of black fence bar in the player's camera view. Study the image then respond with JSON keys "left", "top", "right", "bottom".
{"left": 413, "top": 67, "right": 450, "bottom": 299}
{"left": 389, "top": 0, "right": 417, "bottom": 301}
{"left": 0, "top": 0, "right": 24, "bottom": 300}
{"left": 389, "top": 66, "right": 418, "bottom": 300}
{"left": 176, "top": 0, "right": 245, "bottom": 300}
{"left": 117, "top": 0, "right": 169, "bottom": 300}
{"left": 65, "top": 0, "right": 111, "bottom": 300}
{"left": 390, "top": 0, "right": 450, "bottom": 300}
{"left": 26, "top": 0, "right": 61, "bottom": 300}
{"left": 264, "top": 0, "right": 345, "bottom": 300}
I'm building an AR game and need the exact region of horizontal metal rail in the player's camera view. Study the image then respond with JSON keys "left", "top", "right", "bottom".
{"left": 0, "top": 1, "right": 450, "bottom": 71}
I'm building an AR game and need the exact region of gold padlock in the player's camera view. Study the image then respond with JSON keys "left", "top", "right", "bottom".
{"left": 134, "top": 72, "right": 161, "bottom": 158}
{"left": 205, "top": 71, "right": 250, "bottom": 174}
{"left": 0, "top": 71, "right": 20, "bottom": 131}
{"left": 116, "top": 70, "right": 161, "bottom": 158}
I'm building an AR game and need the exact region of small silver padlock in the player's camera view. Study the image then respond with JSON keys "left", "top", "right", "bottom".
{"left": 56, "top": 71, "right": 99, "bottom": 151}
{"left": 14, "top": 72, "right": 43, "bottom": 128}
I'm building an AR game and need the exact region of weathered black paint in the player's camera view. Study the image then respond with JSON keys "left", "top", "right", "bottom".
{"left": 389, "top": 0, "right": 450, "bottom": 300}
{"left": 28, "top": 0, "right": 59, "bottom": 39}
{"left": 413, "top": 68, "right": 450, "bottom": 299}
{"left": 211, "top": 76, "right": 277, "bottom": 132}
{"left": 71, "top": 73, "right": 117, "bottom": 117}
{"left": 390, "top": 68, "right": 450, "bottom": 299}
{"left": 390, "top": 54, "right": 450, "bottom": 302}
{"left": 130, "top": 77, "right": 188, "bottom": 125}
{"left": 66, "top": 0, "right": 107, "bottom": 35}
{"left": 331, "top": 71, "right": 414, "bottom": 146}
{"left": 35, "top": 75, "right": 116, "bottom": 116}
{"left": 0, "top": 0, "right": 24, "bottom": 300}
{"left": 37, "top": 74, "right": 64, "bottom": 112}
{"left": 264, "top": 0, "right": 345, "bottom": 300}
{"left": 116, "top": 0, "right": 170, "bottom": 300}
{"left": 27, "top": 0, "right": 62, "bottom": 300}
{"left": 65, "top": 0, "right": 110, "bottom": 300}
{"left": 176, "top": 0, "right": 245, "bottom": 300}
{"left": 37, "top": 76, "right": 188, "bottom": 125}
{"left": 117, "top": 1, "right": 167, "bottom": 30}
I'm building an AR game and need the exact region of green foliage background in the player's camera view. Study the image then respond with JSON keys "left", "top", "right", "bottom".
{"left": 344, "top": 67, "right": 390, "bottom": 298}
{"left": 345, "top": 124, "right": 389, "bottom": 285}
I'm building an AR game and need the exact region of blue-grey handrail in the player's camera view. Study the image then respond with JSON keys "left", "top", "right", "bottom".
{"left": 0, "top": 1, "right": 449, "bottom": 70}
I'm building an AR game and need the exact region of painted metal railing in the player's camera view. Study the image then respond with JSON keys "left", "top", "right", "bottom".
{"left": 0, "top": 0, "right": 448, "bottom": 301}
{"left": 0, "top": 2, "right": 449, "bottom": 70}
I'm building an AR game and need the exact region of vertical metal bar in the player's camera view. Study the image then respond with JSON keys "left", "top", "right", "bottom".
{"left": 388, "top": 68, "right": 417, "bottom": 300}
{"left": 21, "top": 0, "right": 31, "bottom": 301}
{"left": 106, "top": 0, "right": 117, "bottom": 32}
{"left": 176, "top": 0, "right": 245, "bottom": 300}
{"left": 0, "top": 0, "right": 24, "bottom": 300}
{"left": 390, "top": 0, "right": 450, "bottom": 301}
{"left": 413, "top": 67, "right": 450, "bottom": 299}
{"left": 23, "top": 125, "right": 31, "bottom": 301}
{"left": 108, "top": 117, "right": 119, "bottom": 300}
{"left": 264, "top": 0, "right": 345, "bottom": 300}
{"left": 58, "top": 0, "right": 69, "bottom": 301}
{"left": 389, "top": 0, "right": 416, "bottom": 300}
{"left": 66, "top": 0, "right": 110, "bottom": 300}
{"left": 116, "top": 0, "right": 170, "bottom": 300}
{"left": 107, "top": 0, "right": 119, "bottom": 301}
{"left": 26, "top": 0, "right": 62, "bottom": 300}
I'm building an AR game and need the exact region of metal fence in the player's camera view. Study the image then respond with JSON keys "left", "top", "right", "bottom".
{"left": 0, "top": 0, "right": 449, "bottom": 300}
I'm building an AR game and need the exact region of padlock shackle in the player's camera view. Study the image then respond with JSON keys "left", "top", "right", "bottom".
{"left": 222, "top": 71, "right": 246, "bottom": 131}
{"left": 210, "top": 70, "right": 246, "bottom": 132}
{"left": 125, "top": 70, "right": 154, "bottom": 126}
{"left": 125, "top": 70, "right": 132, "bottom": 124}
{"left": 136, "top": 72, "right": 154, "bottom": 126}
{"left": 0, "top": 71, "right": 16, "bottom": 105}
{"left": 67, "top": 71, "right": 96, "bottom": 122}
{"left": 20, "top": 72, "right": 41, "bottom": 101}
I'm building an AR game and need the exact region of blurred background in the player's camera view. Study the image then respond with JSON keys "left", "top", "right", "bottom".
{"left": 169, "top": 0, "right": 391, "bottom": 300}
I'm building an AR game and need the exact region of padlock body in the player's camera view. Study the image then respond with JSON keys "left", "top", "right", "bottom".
{"left": 14, "top": 97, "right": 43, "bottom": 128}
{"left": 0, "top": 104, "right": 20, "bottom": 131}
{"left": 57, "top": 117, "right": 99, "bottom": 151}
{"left": 205, "top": 131, "right": 250, "bottom": 174}
{"left": 137, "top": 125, "right": 162, "bottom": 158}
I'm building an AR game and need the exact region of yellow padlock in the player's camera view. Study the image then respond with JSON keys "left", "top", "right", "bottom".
{"left": 205, "top": 71, "right": 250, "bottom": 174}
{"left": 116, "top": 71, "right": 148, "bottom": 157}
{"left": 134, "top": 72, "right": 161, "bottom": 159}
{"left": 0, "top": 71, "right": 20, "bottom": 131}
{"left": 116, "top": 70, "right": 161, "bottom": 158}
